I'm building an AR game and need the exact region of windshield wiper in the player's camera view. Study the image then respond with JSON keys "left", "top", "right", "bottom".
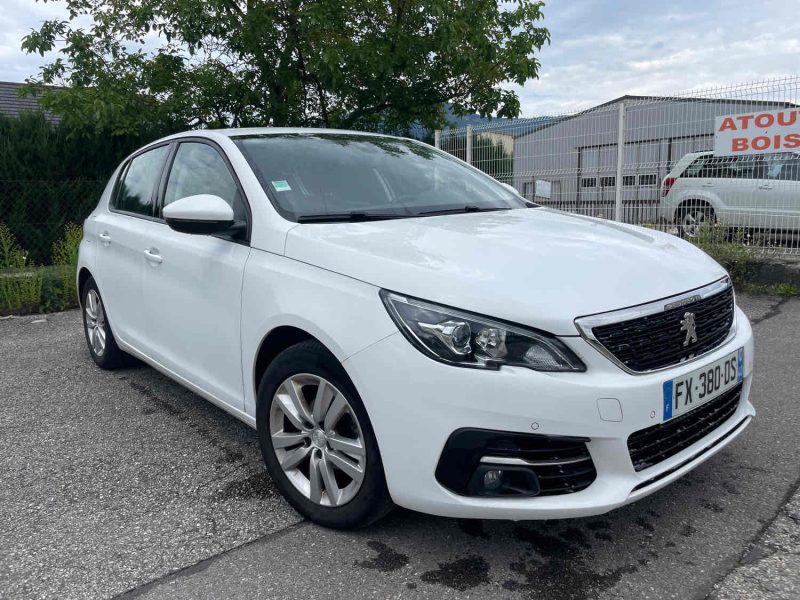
{"left": 416, "top": 205, "right": 512, "bottom": 217}
{"left": 297, "top": 211, "right": 411, "bottom": 223}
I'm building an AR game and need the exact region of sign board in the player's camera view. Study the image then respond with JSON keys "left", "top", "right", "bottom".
{"left": 714, "top": 109, "right": 800, "bottom": 156}
{"left": 535, "top": 179, "right": 552, "bottom": 199}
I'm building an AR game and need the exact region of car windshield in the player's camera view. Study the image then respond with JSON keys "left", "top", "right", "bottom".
{"left": 232, "top": 133, "right": 529, "bottom": 222}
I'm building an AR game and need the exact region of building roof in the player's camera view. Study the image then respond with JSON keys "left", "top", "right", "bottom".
{"left": 0, "top": 81, "right": 58, "bottom": 122}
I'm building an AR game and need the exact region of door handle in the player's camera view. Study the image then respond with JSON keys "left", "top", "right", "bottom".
{"left": 143, "top": 248, "right": 163, "bottom": 265}
{"left": 758, "top": 183, "right": 773, "bottom": 190}
{"left": 700, "top": 182, "right": 714, "bottom": 188}
{"left": 99, "top": 232, "right": 111, "bottom": 246}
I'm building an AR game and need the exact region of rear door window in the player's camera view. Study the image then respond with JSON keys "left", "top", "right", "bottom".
{"left": 114, "top": 146, "right": 169, "bottom": 216}
{"left": 764, "top": 153, "right": 800, "bottom": 181}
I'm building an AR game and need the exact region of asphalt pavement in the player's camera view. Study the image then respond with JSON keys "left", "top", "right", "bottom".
{"left": 0, "top": 293, "right": 798, "bottom": 599}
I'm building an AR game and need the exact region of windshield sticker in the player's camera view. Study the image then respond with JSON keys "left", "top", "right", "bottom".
{"left": 271, "top": 180, "right": 291, "bottom": 192}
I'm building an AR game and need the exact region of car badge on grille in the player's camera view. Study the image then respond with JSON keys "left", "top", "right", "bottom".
{"left": 680, "top": 312, "right": 698, "bottom": 347}
{"left": 665, "top": 295, "right": 701, "bottom": 311}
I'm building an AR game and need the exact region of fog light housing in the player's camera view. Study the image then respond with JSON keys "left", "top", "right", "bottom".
{"left": 466, "top": 464, "right": 540, "bottom": 497}
{"left": 483, "top": 469, "right": 504, "bottom": 491}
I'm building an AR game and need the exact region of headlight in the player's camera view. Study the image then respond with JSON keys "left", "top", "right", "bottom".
{"left": 380, "top": 291, "right": 586, "bottom": 372}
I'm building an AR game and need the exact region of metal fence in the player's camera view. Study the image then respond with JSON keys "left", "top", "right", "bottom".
{"left": 0, "top": 179, "right": 105, "bottom": 266}
{"left": 436, "top": 76, "right": 800, "bottom": 254}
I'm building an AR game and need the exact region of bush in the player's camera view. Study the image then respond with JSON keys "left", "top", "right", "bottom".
{"left": 693, "top": 225, "right": 750, "bottom": 284}
{"left": 0, "top": 222, "right": 82, "bottom": 315}
{"left": 51, "top": 222, "right": 83, "bottom": 308}
{"left": 0, "top": 223, "right": 43, "bottom": 315}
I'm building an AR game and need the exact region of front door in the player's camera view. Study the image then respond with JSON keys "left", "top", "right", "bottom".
{"left": 141, "top": 141, "right": 252, "bottom": 410}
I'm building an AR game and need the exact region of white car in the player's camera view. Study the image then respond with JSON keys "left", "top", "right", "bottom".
{"left": 78, "top": 129, "right": 755, "bottom": 529}
{"left": 660, "top": 150, "right": 800, "bottom": 238}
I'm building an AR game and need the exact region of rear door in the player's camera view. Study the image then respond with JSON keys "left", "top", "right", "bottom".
{"left": 760, "top": 153, "right": 800, "bottom": 231}
{"left": 141, "top": 140, "right": 251, "bottom": 410}
{"left": 93, "top": 144, "right": 171, "bottom": 350}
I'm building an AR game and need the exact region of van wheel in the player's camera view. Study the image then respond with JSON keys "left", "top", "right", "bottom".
{"left": 81, "top": 277, "right": 129, "bottom": 369}
{"left": 256, "top": 340, "right": 393, "bottom": 529}
{"left": 679, "top": 202, "right": 714, "bottom": 239}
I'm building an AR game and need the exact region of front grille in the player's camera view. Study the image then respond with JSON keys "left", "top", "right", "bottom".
{"left": 435, "top": 428, "right": 597, "bottom": 497}
{"left": 592, "top": 285, "right": 734, "bottom": 372}
{"left": 627, "top": 383, "right": 742, "bottom": 471}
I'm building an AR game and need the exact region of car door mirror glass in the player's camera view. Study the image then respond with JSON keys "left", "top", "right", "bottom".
{"left": 162, "top": 194, "right": 235, "bottom": 235}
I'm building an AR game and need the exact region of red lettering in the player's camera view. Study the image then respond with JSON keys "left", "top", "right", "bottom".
{"left": 752, "top": 136, "right": 770, "bottom": 150}
{"left": 777, "top": 111, "right": 798, "bottom": 127}
{"left": 784, "top": 133, "right": 800, "bottom": 149}
{"left": 732, "top": 138, "right": 749, "bottom": 152}
{"left": 736, "top": 115, "right": 754, "bottom": 129}
{"left": 719, "top": 117, "right": 737, "bottom": 132}
{"left": 755, "top": 113, "right": 775, "bottom": 128}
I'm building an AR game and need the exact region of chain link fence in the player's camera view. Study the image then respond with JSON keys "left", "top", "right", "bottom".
{"left": 437, "top": 76, "right": 800, "bottom": 255}
{"left": 1, "top": 179, "right": 105, "bottom": 315}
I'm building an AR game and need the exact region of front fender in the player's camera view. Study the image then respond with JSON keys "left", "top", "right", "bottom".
{"left": 240, "top": 249, "right": 398, "bottom": 418}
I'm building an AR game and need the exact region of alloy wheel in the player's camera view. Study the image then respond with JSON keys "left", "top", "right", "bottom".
{"left": 269, "top": 374, "right": 366, "bottom": 507}
{"left": 85, "top": 289, "right": 107, "bottom": 357}
{"left": 681, "top": 209, "right": 707, "bottom": 238}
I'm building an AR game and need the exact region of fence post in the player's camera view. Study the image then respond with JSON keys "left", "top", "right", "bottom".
{"left": 614, "top": 101, "right": 626, "bottom": 222}
{"left": 434, "top": 130, "right": 441, "bottom": 149}
{"left": 466, "top": 125, "right": 473, "bottom": 165}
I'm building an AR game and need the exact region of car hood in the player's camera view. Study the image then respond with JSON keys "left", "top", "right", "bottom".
{"left": 284, "top": 208, "right": 728, "bottom": 335}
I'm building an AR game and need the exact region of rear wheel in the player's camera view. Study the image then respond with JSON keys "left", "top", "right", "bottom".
{"left": 256, "top": 340, "right": 393, "bottom": 529}
{"left": 81, "top": 277, "right": 128, "bottom": 369}
{"left": 679, "top": 201, "right": 715, "bottom": 239}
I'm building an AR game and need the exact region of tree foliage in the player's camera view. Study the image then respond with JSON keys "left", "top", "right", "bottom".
{"left": 22, "top": 0, "right": 549, "bottom": 134}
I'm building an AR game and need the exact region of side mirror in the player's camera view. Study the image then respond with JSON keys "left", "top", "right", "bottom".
{"left": 500, "top": 182, "right": 519, "bottom": 195}
{"left": 162, "top": 194, "right": 235, "bottom": 235}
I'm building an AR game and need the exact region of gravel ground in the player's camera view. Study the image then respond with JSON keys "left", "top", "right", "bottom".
{"left": 0, "top": 293, "right": 798, "bottom": 599}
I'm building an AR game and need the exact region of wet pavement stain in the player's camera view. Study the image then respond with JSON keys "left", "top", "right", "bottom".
{"left": 216, "top": 473, "right": 273, "bottom": 500}
{"left": 700, "top": 499, "right": 725, "bottom": 513}
{"left": 420, "top": 555, "right": 490, "bottom": 591}
{"left": 501, "top": 525, "right": 640, "bottom": 600}
{"left": 635, "top": 517, "right": 656, "bottom": 532}
{"left": 127, "top": 380, "right": 182, "bottom": 417}
{"left": 355, "top": 541, "right": 409, "bottom": 572}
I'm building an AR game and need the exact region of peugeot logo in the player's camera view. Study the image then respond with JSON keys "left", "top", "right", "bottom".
{"left": 680, "top": 312, "right": 698, "bottom": 347}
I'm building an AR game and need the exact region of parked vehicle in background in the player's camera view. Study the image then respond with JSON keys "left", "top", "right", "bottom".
{"left": 660, "top": 150, "right": 800, "bottom": 238}
{"left": 77, "top": 129, "right": 754, "bottom": 529}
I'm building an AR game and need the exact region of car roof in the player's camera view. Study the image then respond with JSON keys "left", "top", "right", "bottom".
{"left": 156, "top": 127, "right": 409, "bottom": 143}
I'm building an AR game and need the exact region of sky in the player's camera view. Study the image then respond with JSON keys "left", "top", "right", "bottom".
{"left": 1, "top": 0, "right": 798, "bottom": 118}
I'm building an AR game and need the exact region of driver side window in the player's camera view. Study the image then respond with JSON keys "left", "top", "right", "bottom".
{"left": 164, "top": 142, "right": 247, "bottom": 225}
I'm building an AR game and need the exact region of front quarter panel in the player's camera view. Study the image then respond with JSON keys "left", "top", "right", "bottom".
{"left": 241, "top": 249, "right": 398, "bottom": 418}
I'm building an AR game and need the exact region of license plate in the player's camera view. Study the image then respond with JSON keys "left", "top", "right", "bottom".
{"left": 662, "top": 348, "right": 743, "bottom": 422}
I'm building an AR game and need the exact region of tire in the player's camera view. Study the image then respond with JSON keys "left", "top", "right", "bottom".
{"left": 81, "top": 277, "right": 129, "bottom": 369}
{"left": 256, "top": 340, "right": 393, "bottom": 529}
{"left": 678, "top": 201, "right": 715, "bottom": 239}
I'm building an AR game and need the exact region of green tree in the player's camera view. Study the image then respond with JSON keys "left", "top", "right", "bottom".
{"left": 22, "top": 0, "right": 549, "bottom": 134}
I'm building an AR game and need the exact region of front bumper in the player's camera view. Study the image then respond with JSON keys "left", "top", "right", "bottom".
{"left": 343, "top": 306, "right": 754, "bottom": 520}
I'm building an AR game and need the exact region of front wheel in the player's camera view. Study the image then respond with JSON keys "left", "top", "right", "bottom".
{"left": 256, "top": 340, "right": 393, "bottom": 529}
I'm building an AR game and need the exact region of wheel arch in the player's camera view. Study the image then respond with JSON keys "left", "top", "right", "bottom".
{"left": 253, "top": 325, "right": 321, "bottom": 399}
{"left": 678, "top": 197, "right": 716, "bottom": 213}
{"left": 77, "top": 267, "right": 93, "bottom": 307}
